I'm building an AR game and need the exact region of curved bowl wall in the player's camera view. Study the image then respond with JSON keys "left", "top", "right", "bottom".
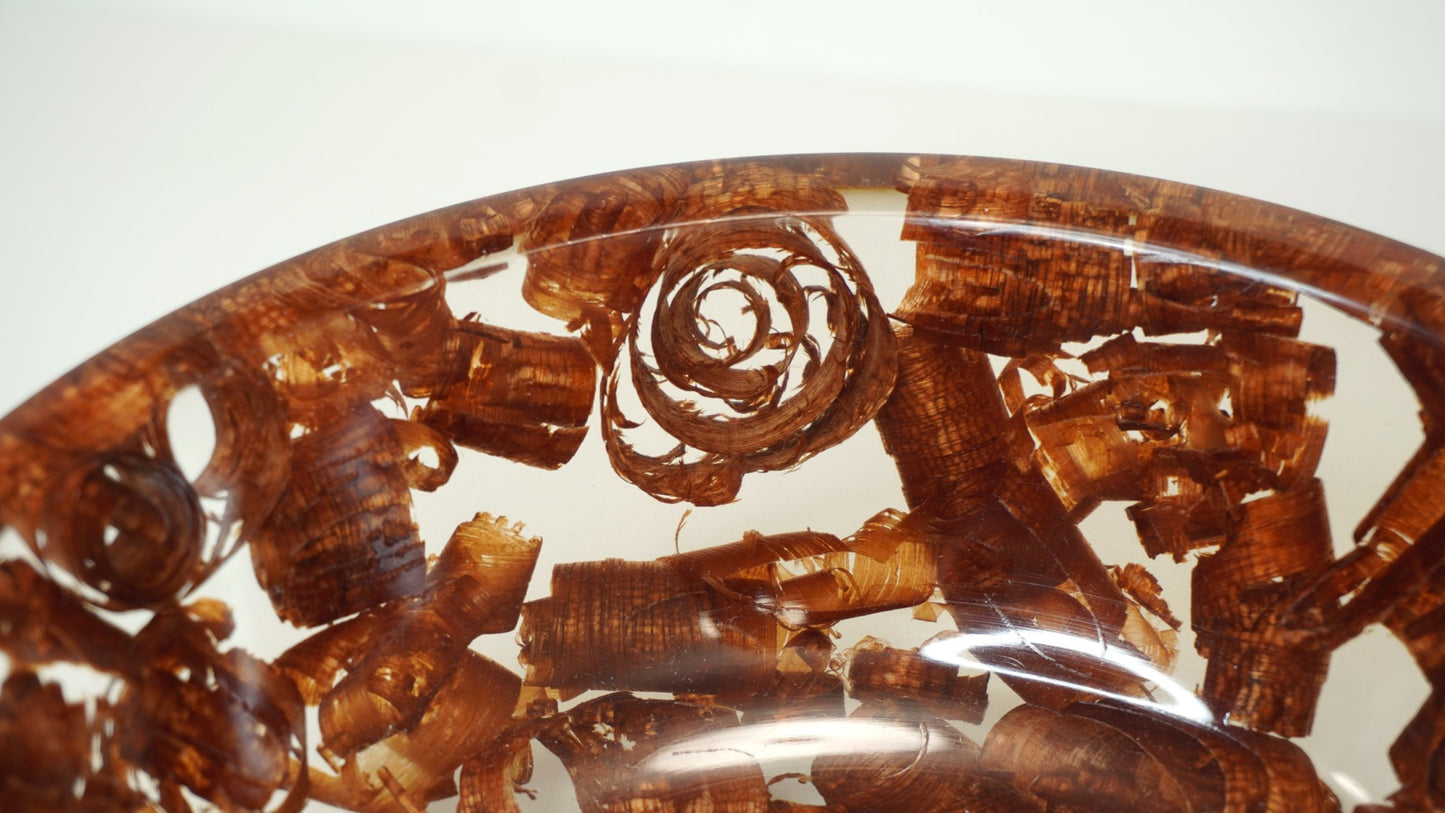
{"left": 2, "top": 154, "right": 1443, "bottom": 812}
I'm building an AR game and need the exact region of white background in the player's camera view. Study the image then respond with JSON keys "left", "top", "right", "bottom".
{"left": 2, "top": 0, "right": 1443, "bottom": 412}
{"left": 2, "top": 1, "right": 1443, "bottom": 808}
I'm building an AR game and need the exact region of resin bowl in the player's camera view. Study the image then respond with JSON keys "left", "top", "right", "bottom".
{"left": 2, "top": 154, "right": 1442, "bottom": 812}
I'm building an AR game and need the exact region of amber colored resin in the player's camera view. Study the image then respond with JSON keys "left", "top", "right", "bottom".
{"left": 3, "top": 154, "right": 1445, "bottom": 811}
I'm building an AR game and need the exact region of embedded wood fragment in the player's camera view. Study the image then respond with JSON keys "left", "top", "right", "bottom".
{"left": 186, "top": 360, "right": 293, "bottom": 544}
{"left": 25, "top": 447, "right": 214, "bottom": 611}
{"left": 668, "top": 515, "right": 938, "bottom": 627}
{"left": 389, "top": 418, "right": 458, "bottom": 492}
{"left": 1025, "top": 334, "right": 1282, "bottom": 523}
{"left": 519, "top": 515, "right": 944, "bottom": 695}
{"left": 273, "top": 610, "right": 388, "bottom": 706}
{"left": 1381, "top": 319, "right": 1445, "bottom": 434}
{"left": 675, "top": 160, "right": 849, "bottom": 222}
{"left": 521, "top": 523, "right": 929, "bottom": 700}
{"left": 1225, "top": 333, "right": 1335, "bottom": 490}
{"left": 0, "top": 585, "right": 310, "bottom": 812}
{"left": 1109, "top": 563, "right": 1181, "bottom": 630}
{"left": 873, "top": 324, "right": 1012, "bottom": 516}
{"left": 992, "top": 466, "right": 1132, "bottom": 631}
{"left": 1356, "top": 438, "right": 1445, "bottom": 580}
{"left": 811, "top": 698, "right": 1040, "bottom": 812}
{"left": 519, "top": 557, "right": 778, "bottom": 693}
{"left": 426, "top": 512, "right": 543, "bottom": 638}
{"left": 533, "top": 693, "right": 772, "bottom": 813}
{"left": 1382, "top": 686, "right": 1445, "bottom": 813}
{"left": 982, "top": 705, "right": 1181, "bottom": 812}
{"left": 1135, "top": 271, "right": 1306, "bottom": 338}
{"left": 458, "top": 732, "right": 535, "bottom": 813}
{"left": 845, "top": 638, "right": 989, "bottom": 724}
{"left": 982, "top": 702, "right": 1339, "bottom": 813}
{"left": 0, "top": 559, "right": 136, "bottom": 675}
{"left": 277, "top": 512, "right": 539, "bottom": 765}
{"left": 981, "top": 704, "right": 1202, "bottom": 813}
{"left": 724, "top": 628, "right": 848, "bottom": 723}
{"left": 1225, "top": 333, "right": 1336, "bottom": 427}
{"left": 418, "top": 321, "right": 596, "bottom": 469}
{"left": 1023, "top": 369, "right": 1233, "bottom": 519}
{"left": 309, "top": 652, "right": 522, "bottom": 812}
{"left": 349, "top": 263, "right": 458, "bottom": 398}
{"left": 898, "top": 159, "right": 1132, "bottom": 357}
{"left": 0, "top": 321, "right": 278, "bottom": 564}
{"left": 260, "top": 311, "right": 400, "bottom": 425}
{"left": 1126, "top": 489, "right": 1231, "bottom": 561}
{"left": 925, "top": 476, "right": 1183, "bottom": 709}
{"left": 602, "top": 166, "right": 896, "bottom": 506}
{"left": 1301, "top": 517, "right": 1445, "bottom": 686}
{"left": 1192, "top": 479, "right": 1334, "bottom": 736}
{"left": 248, "top": 404, "right": 425, "bottom": 627}
{"left": 898, "top": 155, "right": 1310, "bottom": 353}
{"left": 0, "top": 671, "right": 146, "bottom": 812}
{"left": 898, "top": 239, "right": 1134, "bottom": 357}
{"left": 1236, "top": 726, "right": 1345, "bottom": 813}
{"left": 118, "top": 603, "right": 309, "bottom": 813}
{"left": 1386, "top": 578, "right": 1445, "bottom": 689}
{"left": 0, "top": 191, "right": 517, "bottom": 571}
{"left": 521, "top": 165, "right": 691, "bottom": 335}
{"left": 317, "top": 609, "right": 468, "bottom": 759}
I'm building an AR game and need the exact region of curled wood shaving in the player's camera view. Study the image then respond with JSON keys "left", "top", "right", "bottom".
{"left": 1110, "top": 562, "right": 1182, "bottom": 630}
{"left": 521, "top": 166, "right": 692, "bottom": 338}
{"left": 277, "top": 513, "right": 538, "bottom": 770}
{"left": 1356, "top": 438, "right": 1445, "bottom": 563}
{"left": 350, "top": 264, "right": 457, "bottom": 399}
{"left": 1192, "top": 479, "right": 1334, "bottom": 736}
{"left": 186, "top": 360, "right": 292, "bottom": 547}
{"left": 845, "top": 638, "right": 989, "bottom": 724}
{"left": 120, "top": 603, "right": 309, "bottom": 813}
{"left": 674, "top": 514, "right": 937, "bottom": 627}
{"left": 425, "top": 512, "right": 542, "bottom": 638}
{"left": 317, "top": 609, "right": 464, "bottom": 759}
{"left": 898, "top": 155, "right": 1308, "bottom": 356}
{"left": 532, "top": 693, "right": 772, "bottom": 812}
{"left": 0, "top": 559, "right": 136, "bottom": 675}
{"left": 981, "top": 704, "right": 1204, "bottom": 812}
{"left": 873, "top": 325, "right": 1013, "bottom": 516}
{"left": 811, "top": 698, "right": 1039, "bottom": 812}
{"left": 520, "top": 515, "right": 942, "bottom": 697}
{"left": 309, "top": 652, "right": 521, "bottom": 812}
{"left": 1070, "top": 701, "right": 1338, "bottom": 813}
{"left": 35, "top": 451, "right": 204, "bottom": 610}
{"left": 981, "top": 702, "right": 1340, "bottom": 813}
{"left": 601, "top": 168, "right": 896, "bottom": 506}
{"left": 457, "top": 732, "right": 534, "bottom": 813}
{"left": 248, "top": 404, "right": 425, "bottom": 627}
{"left": 519, "top": 557, "right": 778, "bottom": 693}
{"left": 418, "top": 322, "right": 596, "bottom": 470}
{"left": 0, "top": 671, "right": 145, "bottom": 811}
{"left": 924, "top": 483, "right": 1179, "bottom": 709}
{"left": 723, "top": 628, "right": 847, "bottom": 724}
{"left": 1383, "top": 685, "right": 1445, "bottom": 812}
{"left": 260, "top": 311, "right": 398, "bottom": 425}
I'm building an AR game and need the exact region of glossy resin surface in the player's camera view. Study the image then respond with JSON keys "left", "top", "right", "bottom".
{"left": 2, "top": 154, "right": 1443, "bottom": 811}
